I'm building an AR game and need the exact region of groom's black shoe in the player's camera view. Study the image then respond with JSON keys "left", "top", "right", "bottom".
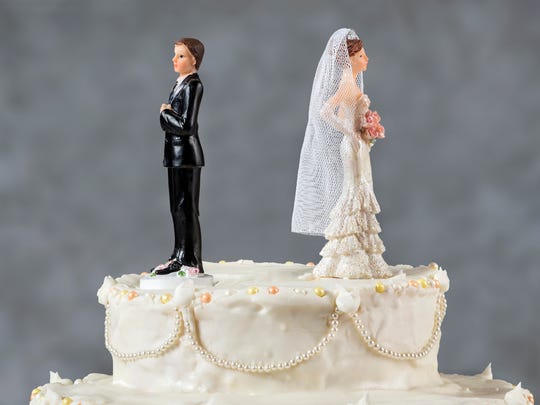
{"left": 152, "top": 259, "right": 183, "bottom": 275}
{"left": 148, "top": 250, "right": 180, "bottom": 274}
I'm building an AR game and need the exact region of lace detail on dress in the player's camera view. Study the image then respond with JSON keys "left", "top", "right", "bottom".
{"left": 292, "top": 29, "right": 365, "bottom": 236}
{"left": 313, "top": 97, "right": 390, "bottom": 279}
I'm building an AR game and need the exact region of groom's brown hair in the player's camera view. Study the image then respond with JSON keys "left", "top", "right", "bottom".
{"left": 175, "top": 38, "right": 205, "bottom": 70}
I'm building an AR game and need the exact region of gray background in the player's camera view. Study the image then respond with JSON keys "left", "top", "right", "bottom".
{"left": 1, "top": 0, "right": 539, "bottom": 403}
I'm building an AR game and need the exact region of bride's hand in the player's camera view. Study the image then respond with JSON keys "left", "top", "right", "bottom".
{"left": 355, "top": 129, "right": 369, "bottom": 143}
{"left": 356, "top": 93, "right": 371, "bottom": 111}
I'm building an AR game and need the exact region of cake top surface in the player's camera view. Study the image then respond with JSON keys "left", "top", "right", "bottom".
{"left": 111, "top": 260, "right": 447, "bottom": 289}
{"left": 98, "top": 260, "right": 449, "bottom": 310}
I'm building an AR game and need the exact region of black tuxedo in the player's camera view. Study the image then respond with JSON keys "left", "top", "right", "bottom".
{"left": 159, "top": 73, "right": 204, "bottom": 273}
{"left": 161, "top": 73, "right": 204, "bottom": 168}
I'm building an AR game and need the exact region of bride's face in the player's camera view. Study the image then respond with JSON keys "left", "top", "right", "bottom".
{"left": 350, "top": 47, "right": 369, "bottom": 75}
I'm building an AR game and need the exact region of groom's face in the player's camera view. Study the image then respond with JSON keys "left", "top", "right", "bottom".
{"left": 172, "top": 44, "right": 197, "bottom": 75}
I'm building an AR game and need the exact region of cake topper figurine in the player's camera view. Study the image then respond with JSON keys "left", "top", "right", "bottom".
{"left": 292, "top": 28, "right": 391, "bottom": 279}
{"left": 151, "top": 37, "right": 207, "bottom": 279}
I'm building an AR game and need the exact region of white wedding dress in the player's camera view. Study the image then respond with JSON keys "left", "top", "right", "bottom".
{"left": 314, "top": 95, "right": 390, "bottom": 279}
{"left": 292, "top": 28, "right": 390, "bottom": 279}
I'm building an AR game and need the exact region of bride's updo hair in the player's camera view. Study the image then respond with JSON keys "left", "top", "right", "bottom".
{"left": 347, "top": 38, "right": 363, "bottom": 57}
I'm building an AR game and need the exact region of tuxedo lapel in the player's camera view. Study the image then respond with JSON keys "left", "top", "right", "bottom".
{"left": 169, "top": 81, "right": 183, "bottom": 103}
{"left": 168, "top": 73, "right": 199, "bottom": 103}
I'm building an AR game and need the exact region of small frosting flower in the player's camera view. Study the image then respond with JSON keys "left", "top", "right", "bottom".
{"left": 335, "top": 285, "right": 361, "bottom": 313}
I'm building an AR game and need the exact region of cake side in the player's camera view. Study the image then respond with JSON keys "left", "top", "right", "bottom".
{"left": 29, "top": 369, "right": 535, "bottom": 405}
{"left": 101, "top": 261, "right": 449, "bottom": 393}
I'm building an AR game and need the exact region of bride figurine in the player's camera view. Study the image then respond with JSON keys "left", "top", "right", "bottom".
{"left": 292, "top": 28, "right": 391, "bottom": 279}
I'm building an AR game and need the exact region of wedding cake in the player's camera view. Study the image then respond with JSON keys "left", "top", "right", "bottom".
{"left": 29, "top": 29, "right": 533, "bottom": 405}
{"left": 29, "top": 261, "right": 533, "bottom": 404}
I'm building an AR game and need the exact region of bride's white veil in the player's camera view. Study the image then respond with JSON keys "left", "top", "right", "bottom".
{"left": 292, "top": 28, "right": 363, "bottom": 235}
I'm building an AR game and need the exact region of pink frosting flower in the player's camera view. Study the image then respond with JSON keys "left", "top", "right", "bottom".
{"left": 185, "top": 266, "right": 200, "bottom": 276}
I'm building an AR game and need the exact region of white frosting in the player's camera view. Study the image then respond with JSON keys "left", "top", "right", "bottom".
{"left": 504, "top": 383, "right": 533, "bottom": 405}
{"left": 100, "top": 261, "right": 449, "bottom": 393}
{"left": 48, "top": 372, "right": 72, "bottom": 385}
{"left": 28, "top": 261, "right": 533, "bottom": 405}
{"left": 29, "top": 371, "right": 534, "bottom": 404}
{"left": 477, "top": 363, "right": 493, "bottom": 380}
{"left": 335, "top": 284, "right": 361, "bottom": 313}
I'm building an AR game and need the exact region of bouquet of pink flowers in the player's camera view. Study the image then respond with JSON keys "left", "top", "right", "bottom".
{"left": 362, "top": 110, "right": 385, "bottom": 140}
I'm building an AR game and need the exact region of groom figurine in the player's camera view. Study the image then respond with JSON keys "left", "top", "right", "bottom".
{"left": 152, "top": 38, "right": 205, "bottom": 275}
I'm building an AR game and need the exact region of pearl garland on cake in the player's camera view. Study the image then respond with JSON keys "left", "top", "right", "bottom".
{"left": 348, "top": 293, "right": 447, "bottom": 359}
{"left": 181, "top": 307, "right": 341, "bottom": 373}
{"left": 104, "top": 292, "right": 447, "bottom": 365}
{"left": 104, "top": 305, "right": 183, "bottom": 361}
